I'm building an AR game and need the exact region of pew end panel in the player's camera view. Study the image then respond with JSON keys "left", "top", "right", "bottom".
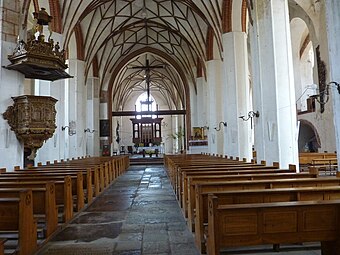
{"left": 0, "top": 238, "right": 5, "bottom": 255}
{"left": 0, "top": 190, "right": 37, "bottom": 255}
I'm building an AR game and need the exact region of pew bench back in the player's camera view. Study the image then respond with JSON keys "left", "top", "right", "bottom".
{"left": 207, "top": 196, "right": 340, "bottom": 255}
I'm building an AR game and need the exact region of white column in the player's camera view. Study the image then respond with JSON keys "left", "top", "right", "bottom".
{"left": 250, "top": 0, "right": 298, "bottom": 167}
{"left": 172, "top": 115, "right": 179, "bottom": 153}
{"left": 206, "top": 59, "right": 224, "bottom": 155}
{"left": 85, "top": 76, "right": 100, "bottom": 156}
{"left": 35, "top": 78, "right": 66, "bottom": 164}
{"left": 0, "top": 1, "right": 24, "bottom": 170}
{"left": 0, "top": 42, "right": 25, "bottom": 170}
{"left": 325, "top": 0, "right": 340, "bottom": 169}
{"left": 35, "top": 31, "right": 67, "bottom": 164}
{"left": 222, "top": 32, "right": 251, "bottom": 160}
{"left": 196, "top": 77, "right": 208, "bottom": 127}
{"left": 190, "top": 82, "right": 198, "bottom": 127}
{"left": 67, "top": 59, "right": 86, "bottom": 159}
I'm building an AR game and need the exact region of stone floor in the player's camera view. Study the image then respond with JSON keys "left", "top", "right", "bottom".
{"left": 35, "top": 164, "right": 322, "bottom": 255}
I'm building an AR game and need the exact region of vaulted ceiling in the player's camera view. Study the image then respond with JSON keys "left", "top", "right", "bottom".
{"left": 26, "top": 0, "right": 238, "bottom": 111}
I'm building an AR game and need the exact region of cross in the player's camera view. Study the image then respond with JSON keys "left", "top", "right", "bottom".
{"left": 130, "top": 58, "right": 165, "bottom": 111}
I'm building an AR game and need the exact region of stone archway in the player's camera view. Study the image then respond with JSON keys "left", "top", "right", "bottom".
{"left": 298, "top": 119, "right": 321, "bottom": 152}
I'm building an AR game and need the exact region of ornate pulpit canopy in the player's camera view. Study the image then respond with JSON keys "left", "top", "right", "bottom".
{"left": 4, "top": 8, "right": 72, "bottom": 81}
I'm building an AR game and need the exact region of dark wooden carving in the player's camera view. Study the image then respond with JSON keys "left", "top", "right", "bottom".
{"left": 130, "top": 117, "right": 163, "bottom": 145}
{"left": 316, "top": 46, "right": 327, "bottom": 113}
{"left": 2, "top": 95, "right": 58, "bottom": 158}
{"left": 4, "top": 8, "right": 72, "bottom": 81}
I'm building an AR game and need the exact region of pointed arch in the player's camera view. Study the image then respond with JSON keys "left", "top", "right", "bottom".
{"left": 222, "top": 0, "right": 233, "bottom": 33}
{"left": 103, "top": 47, "right": 192, "bottom": 145}
{"left": 241, "top": 0, "right": 247, "bottom": 32}
{"left": 206, "top": 27, "right": 214, "bottom": 61}
{"left": 74, "top": 23, "right": 84, "bottom": 61}
{"left": 92, "top": 56, "right": 99, "bottom": 78}
{"left": 49, "top": 0, "right": 62, "bottom": 33}
{"left": 298, "top": 119, "right": 321, "bottom": 152}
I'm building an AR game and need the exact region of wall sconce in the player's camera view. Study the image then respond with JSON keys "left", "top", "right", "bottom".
{"left": 61, "top": 126, "right": 75, "bottom": 136}
{"left": 309, "top": 81, "right": 340, "bottom": 106}
{"left": 239, "top": 111, "right": 260, "bottom": 129}
{"left": 61, "top": 121, "right": 76, "bottom": 136}
{"left": 214, "top": 121, "right": 227, "bottom": 131}
{"left": 203, "top": 125, "right": 209, "bottom": 130}
{"left": 84, "top": 128, "right": 95, "bottom": 133}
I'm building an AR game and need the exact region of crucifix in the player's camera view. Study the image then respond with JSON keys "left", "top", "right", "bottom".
{"left": 130, "top": 57, "right": 164, "bottom": 111}
{"left": 129, "top": 56, "right": 165, "bottom": 146}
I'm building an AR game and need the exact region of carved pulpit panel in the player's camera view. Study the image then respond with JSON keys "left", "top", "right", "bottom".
{"left": 2, "top": 95, "right": 58, "bottom": 158}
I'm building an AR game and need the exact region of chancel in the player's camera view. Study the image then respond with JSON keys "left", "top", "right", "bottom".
{"left": 128, "top": 57, "right": 165, "bottom": 146}
{"left": 1, "top": 1, "right": 340, "bottom": 255}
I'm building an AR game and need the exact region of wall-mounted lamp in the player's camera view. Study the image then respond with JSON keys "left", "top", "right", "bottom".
{"left": 203, "top": 125, "right": 209, "bottom": 130}
{"left": 239, "top": 111, "right": 260, "bottom": 129}
{"left": 61, "top": 121, "right": 76, "bottom": 136}
{"left": 309, "top": 81, "right": 340, "bottom": 107}
{"left": 61, "top": 126, "right": 76, "bottom": 136}
{"left": 84, "top": 128, "right": 95, "bottom": 133}
{"left": 214, "top": 121, "right": 227, "bottom": 131}
{"left": 330, "top": 81, "right": 340, "bottom": 94}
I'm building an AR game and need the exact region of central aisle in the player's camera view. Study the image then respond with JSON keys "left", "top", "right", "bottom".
{"left": 37, "top": 165, "right": 200, "bottom": 255}
{"left": 35, "top": 163, "right": 321, "bottom": 255}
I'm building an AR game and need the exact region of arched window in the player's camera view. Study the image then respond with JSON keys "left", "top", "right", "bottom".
{"left": 135, "top": 92, "right": 157, "bottom": 119}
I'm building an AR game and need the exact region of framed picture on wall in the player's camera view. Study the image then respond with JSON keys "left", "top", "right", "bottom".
{"left": 193, "top": 127, "right": 204, "bottom": 140}
{"left": 100, "top": 119, "right": 110, "bottom": 137}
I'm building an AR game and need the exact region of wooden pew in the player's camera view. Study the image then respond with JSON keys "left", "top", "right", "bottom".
{"left": 169, "top": 162, "right": 261, "bottom": 186}
{"left": 11, "top": 168, "right": 97, "bottom": 204}
{"left": 196, "top": 185, "right": 340, "bottom": 252}
{"left": 176, "top": 166, "right": 289, "bottom": 207}
{"left": 0, "top": 177, "right": 73, "bottom": 223}
{"left": 165, "top": 154, "right": 295, "bottom": 216}
{"left": 207, "top": 197, "right": 340, "bottom": 255}
{"left": 34, "top": 164, "right": 107, "bottom": 190}
{"left": 0, "top": 173, "right": 84, "bottom": 212}
{"left": 299, "top": 152, "right": 337, "bottom": 165}
{"left": 310, "top": 159, "right": 338, "bottom": 175}
{"left": 42, "top": 155, "right": 129, "bottom": 180}
{"left": 181, "top": 166, "right": 297, "bottom": 214}
{"left": 0, "top": 189, "right": 37, "bottom": 255}
{"left": 164, "top": 154, "right": 255, "bottom": 185}
{"left": 0, "top": 155, "right": 129, "bottom": 255}
{"left": 184, "top": 172, "right": 317, "bottom": 228}
{"left": 0, "top": 183, "right": 57, "bottom": 238}
{"left": 36, "top": 155, "right": 129, "bottom": 189}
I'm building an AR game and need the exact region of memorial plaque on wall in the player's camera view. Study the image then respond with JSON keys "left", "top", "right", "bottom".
{"left": 100, "top": 119, "right": 110, "bottom": 137}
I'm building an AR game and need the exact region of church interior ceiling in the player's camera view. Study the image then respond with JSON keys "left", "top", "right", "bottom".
{"left": 54, "top": 0, "right": 224, "bottom": 110}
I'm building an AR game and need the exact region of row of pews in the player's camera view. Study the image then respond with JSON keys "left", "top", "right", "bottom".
{"left": 299, "top": 152, "right": 338, "bottom": 175}
{"left": 164, "top": 154, "right": 340, "bottom": 255}
{"left": 0, "top": 155, "right": 129, "bottom": 255}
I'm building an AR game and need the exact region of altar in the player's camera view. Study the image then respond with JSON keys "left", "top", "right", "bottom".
{"left": 136, "top": 145, "right": 161, "bottom": 155}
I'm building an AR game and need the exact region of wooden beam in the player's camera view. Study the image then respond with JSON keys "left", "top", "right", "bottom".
{"left": 112, "top": 110, "right": 186, "bottom": 116}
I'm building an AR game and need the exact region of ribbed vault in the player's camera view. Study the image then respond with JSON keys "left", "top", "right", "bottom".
{"left": 58, "top": 0, "right": 224, "bottom": 110}
{"left": 21, "top": 0, "right": 252, "bottom": 131}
